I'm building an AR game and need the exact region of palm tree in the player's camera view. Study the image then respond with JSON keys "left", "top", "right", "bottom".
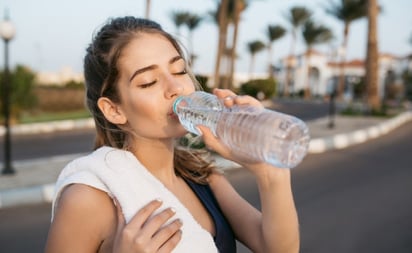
{"left": 225, "top": 0, "right": 248, "bottom": 89}
{"left": 284, "top": 6, "right": 312, "bottom": 96}
{"left": 213, "top": 0, "right": 229, "bottom": 88}
{"left": 325, "top": 0, "right": 367, "bottom": 100}
{"left": 145, "top": 0, "right": 151, "bottom": 19}
{"left": 170, "top": 11, "right": 190, "bottom": 36}
{"left": 266, "top": 24, "right": 286, "bottom": 78}
{"left": 365, "top": 0, "right": 380, "bottom": 111}
{"left": 184, "top": 14, "right": 203, "bottom": 66}
{"left": 211, "top": 0, "right": 256, "bottom": 89}
{"left": 302, "top": 19, "right": 333, "bottom": 99}
{"left": 247, "top": 40, "right": 266, "bottom": 79}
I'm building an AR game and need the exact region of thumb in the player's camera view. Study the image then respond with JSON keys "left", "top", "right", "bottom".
{"left": 197, "top": 125, "right": 231, "bottom": 158}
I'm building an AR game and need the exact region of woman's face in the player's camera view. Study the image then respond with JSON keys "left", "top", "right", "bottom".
{"left": 115, "top": 33, "right": 195, "bottom": 141}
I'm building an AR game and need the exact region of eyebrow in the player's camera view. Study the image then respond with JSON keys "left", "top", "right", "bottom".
{"left": 129, "top": 55, "right": 184, "bottom": 82}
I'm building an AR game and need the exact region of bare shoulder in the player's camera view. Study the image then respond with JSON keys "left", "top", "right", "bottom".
{"left": 56, "top": 183, "right": 116, "bottom": 227}
{"left": 46, "top": 184, "right": 116, "bottom": 252}
{"left": 57, "top": 184, "right": 111, "bottom": 210}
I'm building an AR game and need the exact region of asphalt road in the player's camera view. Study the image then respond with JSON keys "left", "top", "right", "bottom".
{"left": 0, "top": 120, "right": 411, "bottom": 253}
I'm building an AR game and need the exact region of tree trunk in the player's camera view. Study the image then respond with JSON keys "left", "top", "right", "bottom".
{"left": 337, "top": 23, "right": 349, "bottom": 100}
{"left": 365, "top": 0, "right": 380, "bottom": 111}
{"left": 267, "top": 43, "right": 273, "bottom": 78}
{"left": 145, "top": 0, "right": 151, "bottom": 19}
{"left": 284, "top": 30, "right": 296, "bottom": 97}
{"left": 226, "top": 0, "right": 241, "bottom": 90}
{"left": 249, "top": 54, "right": 255, "bottom": 80}
{"left": 213, "top": 0, "right": 229, "bottom": 89}
{"left": 305, "top": 50, "right": 312, "bottom": 99}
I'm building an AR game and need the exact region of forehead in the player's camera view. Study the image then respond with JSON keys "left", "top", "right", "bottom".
{"left": 119, "top": 33, "right": 181, "bottom": 69}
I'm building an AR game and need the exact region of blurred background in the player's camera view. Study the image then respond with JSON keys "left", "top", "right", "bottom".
{"left": 0, "top": 0, "right": 411, "bottom": 121}
{"left": 0, "top": 0, "right": 411, "bottom": 253}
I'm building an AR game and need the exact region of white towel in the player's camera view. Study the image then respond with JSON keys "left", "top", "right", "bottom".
{"left": 52, "top": 146, "right": 218, "bottom": 253}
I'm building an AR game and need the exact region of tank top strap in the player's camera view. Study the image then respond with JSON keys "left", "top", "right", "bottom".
{"left": 184, "top": 179, "right": 237, "bottom": 253}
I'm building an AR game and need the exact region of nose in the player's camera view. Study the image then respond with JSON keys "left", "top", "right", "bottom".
{"left": 164, "top": 75, "right": 184, "bottom": 99}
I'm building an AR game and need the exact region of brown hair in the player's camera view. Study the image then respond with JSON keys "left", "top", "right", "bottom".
{"left": 83, "top": 16, "right": 215, "bottom": 184}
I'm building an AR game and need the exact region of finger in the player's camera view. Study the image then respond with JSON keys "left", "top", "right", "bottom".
{"left": 232, "top": 95, "right": 263, "bottom": 108}
{"left": 127, "top": 199, "right": 163, "bottom": 229}
{"left": 152, "top": 219, "right": 183, "bottom": 250}
{"left": 141, "top": 207, "right": 177, "bottom": 237}
{"left": 197, "top": 125, "right": 231, "bottom": 158}
{"left": 158, "top": 229, "right": 183, "bottom": 253}
{"left": 222, "top": 95, "right": 236, "bottom": 107}
{"left": 213, "top": 88, "right": 236, "bottom": 99}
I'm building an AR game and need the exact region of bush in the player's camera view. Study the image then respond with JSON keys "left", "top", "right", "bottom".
{"left": 34, "top": 86, "right": 85, "bottom": 112}
{"left": 195, "top": 74, "right": 211, "bottom": 93}
{"left": 239, "top": 78, "right": 276, "bottom": 99}
{"left": 402, "top": 70, "right": 412, "bottom": 101}
{"left": 0, "top": 65, "right": 37, "bottom": 120}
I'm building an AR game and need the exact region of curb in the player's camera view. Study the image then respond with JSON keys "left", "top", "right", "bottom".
{"left": 0, "top": 118, "right": 95, "bottom": 136}
{"left": 0, "top": 156, "right": 241, "bottom": 209}
{"left": 308, "top": 111, "right": 412, "bottom": 153}
{"left": 1, "top": 111, "right": 411, "bottom": 209}
{"left": 0, "top": 183, "right": 54, "bottom": 208}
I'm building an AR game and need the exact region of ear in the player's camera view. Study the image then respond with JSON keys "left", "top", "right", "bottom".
{"left": 97, "top": 97, "right": 127, "bottom": 125}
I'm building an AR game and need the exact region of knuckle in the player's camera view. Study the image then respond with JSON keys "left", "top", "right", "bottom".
{"left": 133, "top": 235, "right": 145, "bottom": 247}
{"left": 158, "top": 230, "right": 182, "bottom": 253}
{"left": 120, "top": 226, "right": 135, "bottom": 240}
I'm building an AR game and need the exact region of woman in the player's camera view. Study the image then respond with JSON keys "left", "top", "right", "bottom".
{"left": 45, "top": 16, "right": 299, "bottom": 253}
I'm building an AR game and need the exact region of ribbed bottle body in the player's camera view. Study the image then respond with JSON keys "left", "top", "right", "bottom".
{"left": 173, "top": 91, "right": 310, "bottom": 168}
{"left": 216, "top": 108, "right": 310, "bottom": 168}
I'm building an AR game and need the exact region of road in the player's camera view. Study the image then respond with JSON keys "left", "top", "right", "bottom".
{"left": 0, "top": 119, "right": 411, "bottom": 253}
{"left": 0, "top": 99, "right": 329, "bottom": 161}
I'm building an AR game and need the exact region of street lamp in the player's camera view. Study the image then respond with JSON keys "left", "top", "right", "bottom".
{"left": 0, "top": 12, "right": 16, "bottom": 175}
{"left": 328, "top": 83, "right": 336, "bottom": 129}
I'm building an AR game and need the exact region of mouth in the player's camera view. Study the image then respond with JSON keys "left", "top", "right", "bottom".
{"left": 168, "top": 108, "right": 179, "bottom": 120}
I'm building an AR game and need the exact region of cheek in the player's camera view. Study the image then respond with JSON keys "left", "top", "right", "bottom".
{"left": 128, "top": 97, "right": 157, "bottom": 122}
{"left": 183, "top": 77, "right": 197, "bottom": 93}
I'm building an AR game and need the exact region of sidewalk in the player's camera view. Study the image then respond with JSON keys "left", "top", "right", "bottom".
{"left": 1, "top": 111, "right": 411, "bottom": 209}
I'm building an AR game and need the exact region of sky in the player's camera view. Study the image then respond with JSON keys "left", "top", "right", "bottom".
{"left": 1, "top": 0, "right": 412, "bottom": 76}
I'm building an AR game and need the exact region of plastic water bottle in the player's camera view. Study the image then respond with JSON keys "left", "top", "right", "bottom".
{"left": 173, "top": 91, "right": 310, "bottom": 168}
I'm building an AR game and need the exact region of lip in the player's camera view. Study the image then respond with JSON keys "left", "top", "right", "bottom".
{"left": 167, "top": 106, "right": 178, "bottom": 119}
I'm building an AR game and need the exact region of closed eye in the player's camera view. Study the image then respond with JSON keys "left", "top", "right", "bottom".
{"left": 173, "top": 69, "right": 187, "bottom": 75}
{"left": 139, "top": 80, "right": 156, "bottom": 88}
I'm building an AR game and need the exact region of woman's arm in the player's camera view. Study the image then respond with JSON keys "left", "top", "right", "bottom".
{"left": 200, "top": 88, "right": 300, "bottom": 253}
{"left": 45, "top": 184, "right": 182, "bottom": 253}
{"left": 208, "top": 169, "right": 299, "bottom": 253}
{"left": 45, "top": 184, "right": 116, "bottom": 253}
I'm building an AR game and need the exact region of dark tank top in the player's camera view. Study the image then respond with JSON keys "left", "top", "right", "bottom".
{"left": 185, "top": 179, "right": 237, "bottom": 253}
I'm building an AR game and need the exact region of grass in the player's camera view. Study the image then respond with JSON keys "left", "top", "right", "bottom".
{"left": 18, "top": 109, "right": 92, "bottom": 124}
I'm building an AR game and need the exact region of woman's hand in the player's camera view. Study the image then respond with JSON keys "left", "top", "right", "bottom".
{"left": 113, "top": 199, "right": 182, "bottom": 253}
{"left": 197, "top": 89, "right": 282, "bottom": 173}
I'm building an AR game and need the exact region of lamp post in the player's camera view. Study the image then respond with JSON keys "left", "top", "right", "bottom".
{"left": 0, "top": 13, "right": 16, "bottom": 175}
{"left": 328, "top": 84, "right": 336, "bottom": 129}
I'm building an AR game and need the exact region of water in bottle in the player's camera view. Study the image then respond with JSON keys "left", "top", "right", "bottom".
{"left": 173, "top": 91, "right": 310, "bottom": 168}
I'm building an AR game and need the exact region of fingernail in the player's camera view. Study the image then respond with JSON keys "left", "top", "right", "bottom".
{"left": 196, "top": 127, "right": 203, "bottom": 136}
{"left": 177, "top": 219, "right": 183, "bottom": 226}
{"left": 155, "top": 198, "right": 163, "bottom": 204}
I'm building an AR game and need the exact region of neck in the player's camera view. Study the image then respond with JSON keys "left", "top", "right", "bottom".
{"left": 131, "top": 138, "right": 178, "bottom": 186}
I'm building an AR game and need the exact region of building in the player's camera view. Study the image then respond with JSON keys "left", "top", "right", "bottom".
{"left": 35, "top": 66, "right": 84, "bottom": 86}
{"left": 276, "top": 49, "right": 410, "bottom": 101}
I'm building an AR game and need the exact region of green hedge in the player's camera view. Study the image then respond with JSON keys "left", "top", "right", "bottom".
{"left": 239, "top": 78, "right": 276, "bottom": 99}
